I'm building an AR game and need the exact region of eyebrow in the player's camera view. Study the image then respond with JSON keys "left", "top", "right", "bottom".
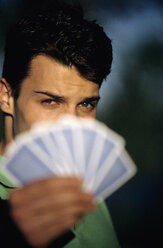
{"left": 80, "top": 96, "right": 101, "bottom": 103}
{"left": 34, "top": 91, "right": 66, "bottom": 102}
{"left": 34, "top": 91, "right": 100, "bottom": 103}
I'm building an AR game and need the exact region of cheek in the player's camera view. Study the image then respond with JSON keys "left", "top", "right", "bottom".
{"left": 14, "top": 100, "right": 44, "bottom": 133}
{"left": 78, "top": 109, "right": 97, "bottom": 119}
{"left": 17, "top": 102, "right": 62, "bottom": 128}
{"left": 88, "top": 111, "right": 97, "bottom": 119}
{"left": 21, "top": 107, "right": 51, "bottom": 127}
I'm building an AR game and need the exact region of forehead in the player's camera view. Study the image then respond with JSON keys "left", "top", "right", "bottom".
{"left": 19, "top": 55, "right": 99, "bottom": 99}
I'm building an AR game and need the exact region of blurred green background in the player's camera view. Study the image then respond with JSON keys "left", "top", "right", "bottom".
{"left": 0, "top": 0, "right": 162, "bottom": 247}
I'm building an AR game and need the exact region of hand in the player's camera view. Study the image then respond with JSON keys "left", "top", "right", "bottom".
{"left": 9, "top": 177, "right": 95, "bottom": 247}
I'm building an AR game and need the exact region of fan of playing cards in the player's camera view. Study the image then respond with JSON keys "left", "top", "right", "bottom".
{"left": 1, "top": 115, "right": 137, "bottom": 200}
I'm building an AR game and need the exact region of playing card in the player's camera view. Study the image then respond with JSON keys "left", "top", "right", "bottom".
{"left": 93, "top": 149, "right": 137, "bottom": 199}
{"left": 29, "top": 135, "right": 65, "bottom": 175}
{"left": 1, "top": 115, "right": 137, "bottom": 200}
{"left": 48, "top": 129, "right": 75, "bottom": 175}
{"left": 2, "top": 145, "right": 55, "bottom": 186}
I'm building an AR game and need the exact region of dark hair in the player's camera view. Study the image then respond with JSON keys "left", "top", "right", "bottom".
{"left": 2, "top": 1, "right": 112, "bottom": 99}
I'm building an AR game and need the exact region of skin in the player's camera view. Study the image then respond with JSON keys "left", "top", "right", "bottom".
{"left": 0, "top": 55, "right": 100, "bottom": 247}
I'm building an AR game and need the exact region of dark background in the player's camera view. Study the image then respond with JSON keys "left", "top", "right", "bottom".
{"left": 0, "top": 0, "right": 163, "bottom": 247}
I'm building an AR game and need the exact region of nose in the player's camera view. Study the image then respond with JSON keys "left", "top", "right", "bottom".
{"left": 64, "top": 106, "right": 78, "bottom": 117}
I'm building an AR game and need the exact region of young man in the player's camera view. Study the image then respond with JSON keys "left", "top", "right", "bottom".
{"left": 0, "top": 2, "right": 120, "bottom": 247}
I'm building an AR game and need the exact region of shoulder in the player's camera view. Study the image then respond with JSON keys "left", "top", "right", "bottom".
{"left": 65, "top": 200, "right": 120, "bottom": 248}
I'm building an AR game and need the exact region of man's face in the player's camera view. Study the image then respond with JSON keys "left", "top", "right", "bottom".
{"left": 13, "top": 55, "right": 100, "bottom": 136}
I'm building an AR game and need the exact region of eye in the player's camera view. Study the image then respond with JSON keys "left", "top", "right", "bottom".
{"left": 78, "top": 101, "right": 97, "bottom": 112}
{"left": 81, "top": 102, "right": 91, "bottom": 107}
{"left": 41, "top": 99, "right": 57, "bottom": 106}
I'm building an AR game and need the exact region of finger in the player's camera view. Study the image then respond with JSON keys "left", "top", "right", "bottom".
{"left": 10, "top": 189, "right": 95, "bottom": 226}
{"left": 9, "top": 176, "right": 82, "bottom": 206}
{"left": 16, "top": 188, "right": 94, "bottom": 214}
{"left": 23, "top": 215, "right": 79, "bottom": 247}
{"left": 11, "top": 204, "right": 81, "bottom": 235}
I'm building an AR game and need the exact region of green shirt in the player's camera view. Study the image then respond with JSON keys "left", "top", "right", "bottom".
{"left": 0, "top": 155, "right": 120, "bottom": 247}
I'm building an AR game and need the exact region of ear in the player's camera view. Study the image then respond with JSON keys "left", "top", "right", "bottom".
{"left": 0, "top": 78, "right": 14, "bottom": 116}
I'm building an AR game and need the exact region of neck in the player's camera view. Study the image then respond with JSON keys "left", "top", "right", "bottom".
{"left": 0, "top": 114, "right": 13, "bottom": 155}
{"left": 0, "top": 140, "right": 5, "bottom": 156}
